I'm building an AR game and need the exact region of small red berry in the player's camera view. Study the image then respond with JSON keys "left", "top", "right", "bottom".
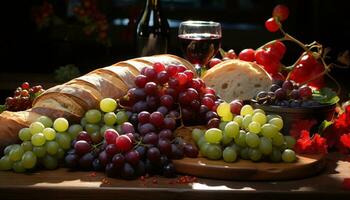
{"left": 21, "top": 82, "right": 30, "bottom": 90}
{"left": 238, "top": 49, "right": 255, "bottom": 62}
{"left": 273, "top": 4, "right": 290, "bottom": 22}
{"left": 265, "top": 17, "right": 280, "bottom": 32}
{"left": 208, "top": 58, "right": 222, "bottom": 68}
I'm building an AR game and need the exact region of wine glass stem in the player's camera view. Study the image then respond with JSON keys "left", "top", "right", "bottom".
{"left": 194, "top": 64, "right": 202, "bottom": 77}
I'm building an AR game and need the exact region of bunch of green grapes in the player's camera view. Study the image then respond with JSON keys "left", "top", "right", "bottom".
{"left": 0, "top": 116, "right": 72, "bottom": 172}
{"left": 192, "top": 104, "right": 297, "bottom": 163}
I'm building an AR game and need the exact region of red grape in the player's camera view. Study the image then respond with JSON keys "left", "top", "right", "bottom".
{"left": 201, "top": 97, "right": 215, "bottom": 109}
{"left": 121, "top": 122, "right": 135, "bottom": 134}
{"left": 299, "top": 85, "right": 312, "bottom": 99}
{"left": 115, "top": 135, "right": 133, "bottom": 152}
{"left": 150, "top": 111, "right": 164, "bottom": 127}
{"left": 144, "top": 68, "right": 157, "bottom": 81}
{"left": 21, "top": 82, "right": 30, "bottom": 90}
{"left": 275, "top": 88, "right": 287, "bottom": 100}
{"left": 273, "top": 4, "right": 289, "bottom": 21}
{"left": 135, "top": 75, "right": 148, "bottom": 88}
{"left": 144, "top": 82, "right": 158, "bottom": 95}
{"left": 166, "top": 65, "right": 177, "bottom": 77}
{"left": 152, "top": 62, "right": 165, "bottom": 73}
{"left": 77, "top": 131, "right": 93, "bottom": 144}
{"left": 183, "top": 70, "right": 194, "bottom": 81}
{"left": 104, "top": 129, "right": 119, "bottom": 145}
{"left": 105, "top": 144, "right": 119, "bottom": 157}
{"left": 157, "top": 71, "right": 169, "bottom": 84}
{"left": 74, "top": 140, "right": 92, "bottom": 155}
{"left": 168, "top": 77, "right": 179, "bottom": 89}
{"left": 230, "top": 100, "right": 243, "bottom": 115}
{"left": 138, "top": 111, "right": 150, "bottom": 124}
{"left": 176, "top": 72, "right": 188, "bottom": 85}
{"left": 163, "top": 117, "right": 176, "bottom": 130}
{"left": 160, "top": 95, "right": 174, "bottom": 108}
{"left": 184, "top": 144, "right": 199, "bottom": 158}
{"left": 265, "top": 17, "right": 279, "bottom": 32}
{"left": 177, "top": 65, "right": 187, "bottom": 73}
{"left": 207, "top": 118, "right": 220, "bottom": 128}
{"left": 282, "top": 80, "right": 294, "bottom": 91}
{"left": 125, "top": 150, "right": 140, "bottom": 166}
{"left": 239, "top": 48, "right": 255, "bottom": 61}
{"left": 158, "top": 139, "right": 172, "bottom": 156}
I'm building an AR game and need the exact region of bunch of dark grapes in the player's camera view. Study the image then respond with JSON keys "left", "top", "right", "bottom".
{"left": 253, "top": 80, "right": 320, "bottom": 108}
{"left": 5, "top": 82, "right": 45, "bottom": 111}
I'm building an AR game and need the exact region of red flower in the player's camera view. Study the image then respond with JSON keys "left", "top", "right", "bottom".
{"left": 289, "top": 119, "right": 317, "bottom": 138}
{"left": 342, "top": 178, "right": 350, "bottom": 190}
{"left": 294, "top": 130, "right": 328, "bottom": 154}
{"left": 340, "top": 133, "right": 350, "bottom": 149}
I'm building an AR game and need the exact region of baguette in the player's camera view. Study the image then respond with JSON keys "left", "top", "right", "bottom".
{"left": 0, "top": 54, "right": 194, "bottom": 150}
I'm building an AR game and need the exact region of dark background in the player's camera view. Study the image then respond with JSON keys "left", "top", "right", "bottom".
{"left": 0, "top": 0, "right": 349, "bottom": 100}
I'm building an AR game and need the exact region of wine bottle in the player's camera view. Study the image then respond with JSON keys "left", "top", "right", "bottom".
{"left": 136, "top": 0, "right": 170, "bottom": 56}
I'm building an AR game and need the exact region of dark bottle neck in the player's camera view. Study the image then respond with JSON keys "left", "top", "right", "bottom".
{"left": 146, "top": 0, "right": 160, "bottom": 9}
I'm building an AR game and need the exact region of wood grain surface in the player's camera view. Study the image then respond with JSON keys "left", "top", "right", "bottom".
{"left": 0, "top": 153, "right": 349, "bottom": 200}
{"left": 173, "top": 154, "right": 326, "bottom": 180}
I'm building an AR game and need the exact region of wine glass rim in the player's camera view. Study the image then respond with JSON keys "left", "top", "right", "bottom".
{"left": 180, "top": 20, "right": 221, "bottom": 26}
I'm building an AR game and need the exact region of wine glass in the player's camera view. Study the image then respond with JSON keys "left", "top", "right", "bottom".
{"left": 178, "top": 21, "right": 222, "bottom": 76}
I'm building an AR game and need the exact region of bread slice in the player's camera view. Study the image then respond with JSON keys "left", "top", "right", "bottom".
{"left": 202, "top": 59, "right": 272, "bottom": 101}
{"left": 99, "top": 66, "right": 137, "bottom": 88}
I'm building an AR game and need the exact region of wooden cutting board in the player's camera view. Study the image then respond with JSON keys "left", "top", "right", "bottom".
{"left": 173, "top": 154, "right": 326, "bottom": 181}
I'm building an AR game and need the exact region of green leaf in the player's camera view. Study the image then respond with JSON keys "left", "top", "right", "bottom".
{"left": 318, "top": 120, "right": 333, "bottom": 135}
{"left": 0, "top": 105, "right": 6, "bottom": 114}
{"left": 312, "top": 87, "right": 340, "bottom": 105}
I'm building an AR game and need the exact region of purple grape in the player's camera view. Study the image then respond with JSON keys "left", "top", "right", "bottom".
{"left": 133, "top": 101, "right": 148, "bottom": 113}
{"left": 138, "top": 123, "right": 156, "bottom": 136}
{"left": 65, "top": 154, "right": 79, "bottom": 168}
{"left": 98, "top": 150, "right": 109, "bottom": 167}
{"left": 163, "top": 117, "right": 176, "bottom": 130}
{"left": 143, "top": 132, "right": 159, "bottom": 145}
{"left": 159, "top": 129, "right": 173, "bottom": 140}
{"left": 125, "top": 150, "right": 140, "bottom": 166}
{"left": 138, "top": 111, "right": 150, "bottom": 124}
{"left": 105, "top": 163, "right": 118, "bottom": 178}
{"left": 74, "top": 140, "right": 92, "bottom": 156}
{"left": 158, "top": 139, "right": 172, "bottom": 156}
{"left": 147, "top": 147, "right": 161, "bottom": 162}
{"left": 92, "top": 159, "right": 103, "bottom": 171}
{"left": 105, "top": 144, "right": 118, "bottom": 157}
{"left": 157, "top": 106, "right": 168, "bottom": 116}
{"left": 121, "top": 122, "right": 135, "bottom": 134}
{"left": 112, "top": 153, "right": 125, "bottom": 168}
{"left": 79, "top": 153, "right": 94, "bottom": 170}
{"left": 171, "top": 144, "right": 184, "bottom": 159}
{"left": 121, "top": 163, "right": 135, "bottom": 180}
{"left": 184, "top": 144, "right": 199, "bottom": 158}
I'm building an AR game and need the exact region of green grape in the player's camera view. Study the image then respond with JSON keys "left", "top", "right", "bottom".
{"left": 235, "top": 130, "right": 247, "bottom": 147}
{"left": 221, "top": 112, "right": 233, "bottom": 122}
{"left": 206, "top": 144, "right": 222, "bottom": 160}
{"left": 104, "top": 112, "right": 117, "bottom": 126}
{"left": 80, "top": 117, "right": 87, "bottom": 127}
{"left": 219, "top": 121, "right": 228, "bottom": 131}
{"left": 249, "top": 148, "right": 262, "bottom": 162}
{"left": 33, "top": 146, "right": 46, "bottom": 158}
{"left": 21, "top": 151, "right": 37, "bottom": 169}
{"left": 270, "top": 148, "right": 282, "bottom": 162}
{"left": 242, "top": 114, "right": 252, "bottom": 130}
{"left": 240, "top": 147, "right": 250, "bottom": 160}
{"left": 259, "top": 137, "right": 273, "bottom": 155}
{"left": 85, "top": 123, "right": 100, "bottom": 134}
{"left": 55, "top": 133, "right": 71, "bottom": 150}
{"left": 245, "top": 132, "right": 260, "bottom": 148}
{"left": 261, "top": 124, "right": 278, "bottom": 139}
{"left": 9, "top": 146, "right": 24, "bottom": 162}
{"left": 279, "top": 142, "right": 288, "bottom": 151}
{"left": 36, "top": 116, "right": 53, "bottom": 128}
{"left": 91, "top": 132, "right": 103, "bottom": 144}
{"left": 284, "top": 136, "right": 296, "bottom": 149}
{"left": 29, "top": 122, "right": 45, "bottom": 135}
{"left": 192, "top": 128, "right": 204, "bottom": 142}
{"left": 68, "top": 124, "right": 83, "bottom": 140}
{"left": 252, "top": 112, "right": 267, "bottom": 125}
{"left": 224, "top": 121, "right": 240, "bottom": 138}
{"left": 223, "top": 146, "right": 237, "bottom": 163}
{"left": 197, "top": 136, "right": 207, "bottom": 149}
{"left": 55, "top": 148, "right": 65, "bottom": 160}
{"left": 282, "top": 149, "right": 296, "bottom": 163}
{"left": 31, "top": 133, "right": 46, "bottom": 146}
{"left": 240, "top": 105, "right": 254, "bottom": 116}
{"left": 12, "top": 161, "right": 26, "bottom": 173}
{"left": 248, "top": 121, "right": 261, "bottom": 134}
{"left": 116, "top": 111, "right": 128, "bottom": 125}
{"left": 100, "top": 98, "right": 117, "bottom": 113}
{"left": 85, "top": 109, "right": 102, "bottom": 124}
{"left": 43, "top": 128, "right": 56, "bottom": 141}
{"left": 230, "top": 143, "right": 241, "bottom": 154}
{"left": 41, "top": 155, "right": 58, "bottom": 170}
{"left": 217, "top": 102, "right": 231, "bottom": 117}
{"left": 4, "top": 145, "right": 17, "bottom": 155}
{"left": 53, "top": 118, "right": 69, "bottom": 132}
{"left": 200, "top": 142, "right": 210, "bottom": 157}
{"left": 269, "top": 118, "right": 283, "bottom": 131}
{"left": 233, "top": 115, "right": 243, "bottom": 128}
{"left": 266, "top": 114, "right": 282, "bottom": 122}
{"left": 46, "top": 141, "right": 59, "bottom": 155}
{"left": 18, "top": 128, "right": 32, "bottom": 141}
{"left": 253, "top": 108, "right": 265, "bottom": 115}
{"left": 272, "top": 132, "right": 285, "bottom": 147}
{"left": 205, "top": 128, "right": 223, "bottom": 144}
{"left": 21, "top": 141, "right": 33, "bottom": 152}
{"left": 221, "top": 133, "right": 233, "bottom": 146}
{"left": 100, "top": 125, "right": 114, "bottom": 136}
{"left": 0, "top": 156, "right": 12, "bottom": 170}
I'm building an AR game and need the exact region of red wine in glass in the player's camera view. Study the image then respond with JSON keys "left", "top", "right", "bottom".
{"left": 178, "top": 33, "right": 222, "bottom": 67}
{"left": 178, "top": 21, "right": 222, "bottom": 76}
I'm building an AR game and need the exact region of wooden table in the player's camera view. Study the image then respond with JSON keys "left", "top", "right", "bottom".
{"left": 0, "top": 153, "right": 349, "bottom": 200}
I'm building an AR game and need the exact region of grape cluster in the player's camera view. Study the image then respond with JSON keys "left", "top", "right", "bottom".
{"left": 0, "top": 117, "right": 70, "bottom": 172}
{"left": 193, "top": 104, "right": 297, "bottom": 163}
{"left": 253, "top": 80, "right": 320, "bottom": 108}
{"left": 4, "top": 82, "right": 45, "bottom": 111}
{"left": 64, "top": 70, "right": 201, "bottom": 179}
{"left": 121, "top": 62, "right": 221, "bottom": 127}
